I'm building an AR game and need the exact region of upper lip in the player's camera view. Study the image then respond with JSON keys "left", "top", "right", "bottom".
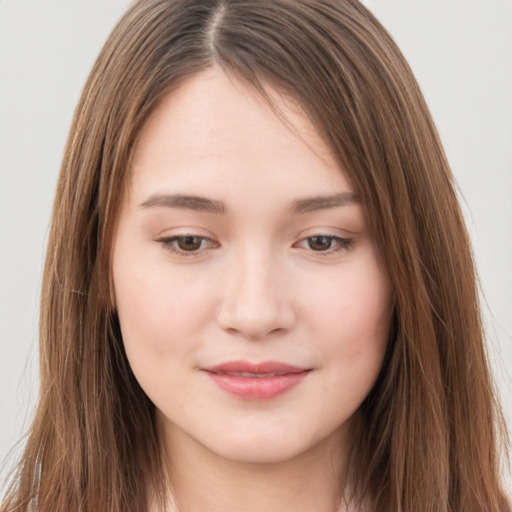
{"left": 202, "top": 360, "right": 310, "bottom": 376}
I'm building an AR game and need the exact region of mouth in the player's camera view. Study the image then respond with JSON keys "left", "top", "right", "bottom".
{"left": 201, "top": 361, "right": 312, "bottom": 400}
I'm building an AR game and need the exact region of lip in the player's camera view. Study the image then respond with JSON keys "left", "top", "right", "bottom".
{"left": 201, "top": 361, "right": 311, "bottom": 400}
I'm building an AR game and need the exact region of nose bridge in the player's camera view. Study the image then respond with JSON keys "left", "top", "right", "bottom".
{"left": 217, "top": 243, "right": 294, "bottom": 338}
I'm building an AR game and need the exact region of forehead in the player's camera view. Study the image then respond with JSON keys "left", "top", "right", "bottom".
{"left": 128, "top": 66, "right": 353, "bottom": 204}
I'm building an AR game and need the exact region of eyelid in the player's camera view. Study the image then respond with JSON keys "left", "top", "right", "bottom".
{"left": 293, "top": 234, "right": 355, "bottom": 255}
{"left": 155, "top": 234, "right": 219, "bottom": 258}
{"left": 154, "top": 229, "right": 355, "bottom": 259}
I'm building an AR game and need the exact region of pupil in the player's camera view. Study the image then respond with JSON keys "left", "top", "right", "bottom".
{"left": 309, "top": 236, "right": 332, "bottom": 251}
{"left": 178, "top": 236, "right": 201, "bottom": 251}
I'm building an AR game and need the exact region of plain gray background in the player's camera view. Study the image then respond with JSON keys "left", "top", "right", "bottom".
{"left": 1, "top": 0, "right": 511, "bottom": 486}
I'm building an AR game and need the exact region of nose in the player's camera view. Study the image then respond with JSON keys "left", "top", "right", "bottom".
{"left": 216, "top": 249, "right": 296, "bottom": 340}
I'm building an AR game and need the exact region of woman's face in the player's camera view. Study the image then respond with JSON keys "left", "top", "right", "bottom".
{"left": 112, "top": 67, "right": 392, "bottom": 465}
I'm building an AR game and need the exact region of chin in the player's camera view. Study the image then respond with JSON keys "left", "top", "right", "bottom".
{"left": 211, "top": 439, "right": 308, "bottom": 465}
{"left": 201, "top": 422, "right": 344, "bottom": 466}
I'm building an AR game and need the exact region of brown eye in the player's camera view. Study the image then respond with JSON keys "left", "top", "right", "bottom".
{"left": 176, "top": 236, "right": 204, "bottom": 251}
{"left": 294, "top": 235, "right": 354, "bottom": 256}
{"left": 156, "top": 234, "right": 218, "bottom": 258}
{"left": 307, "top": 236, "right": 334, "bottom": 251}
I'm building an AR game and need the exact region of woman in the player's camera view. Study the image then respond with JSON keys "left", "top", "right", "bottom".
{"left": 2, "top": 1, "right": 510, "bottom": 511}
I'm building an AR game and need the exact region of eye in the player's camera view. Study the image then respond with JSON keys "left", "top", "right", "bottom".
{"left": 156, "top": 235, "right": 218, "bottom": 257}
{"left": 174, "top": 235, "right": 206, "bottom": 252}
{"left": 294, "top": 235, "right": 354, "bottom": 254}
{"left": 307, "top": 236, "right": 336, "bottom": 251}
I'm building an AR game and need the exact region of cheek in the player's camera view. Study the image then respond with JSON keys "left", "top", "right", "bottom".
{"left": 307, "top": 257, "right": 391, "bottom": 392}
{"left": 310, "top": 263, "right": 391, "bottom": 344}
{"left": 113, "top": 252, "right": 214, "bottom": 365}
{"left": 113, "top": 266, "right": 212, "bottom": 408}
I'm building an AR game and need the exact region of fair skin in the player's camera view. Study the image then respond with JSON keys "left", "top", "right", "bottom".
{"left": 112, "top": 67, "right": 392, "bottom": 512}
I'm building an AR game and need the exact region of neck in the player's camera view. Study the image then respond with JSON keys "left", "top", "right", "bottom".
{"left": 154, "top": 422, "right": 353, "bottom": 512}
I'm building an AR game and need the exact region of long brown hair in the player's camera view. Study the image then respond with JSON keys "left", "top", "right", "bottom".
{"left": 2, "top": 1, "right": 509, "bottom": 511}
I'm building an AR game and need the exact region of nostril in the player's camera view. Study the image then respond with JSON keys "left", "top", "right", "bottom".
{"left": 217, "top": 304, "right": 295, "bottom": 340}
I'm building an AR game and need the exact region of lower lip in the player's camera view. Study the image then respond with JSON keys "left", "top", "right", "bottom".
{"left": 204, "top": 371, "right": 310, "bottom": 400}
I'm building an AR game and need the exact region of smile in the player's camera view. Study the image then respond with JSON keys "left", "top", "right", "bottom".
{"left": 210, "top": 371, "right": 292, "bottom": 378}
{"left": 202, "top": 361, "right": 311, "bottom": 400}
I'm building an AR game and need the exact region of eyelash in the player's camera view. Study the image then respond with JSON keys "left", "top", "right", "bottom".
{"left": 155, "top": 235, "right": 218, "bottom": 258}
{"left": 294, "top": 235, "right": 354, "bottom": 255}
{"left": 155, "top": 234, "right": 354, "bottom": 258}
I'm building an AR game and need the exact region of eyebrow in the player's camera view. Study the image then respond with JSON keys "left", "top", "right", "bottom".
{"left": 139, "top": 191, "right": 358, "bottom": 215}
{"left": 291, "top": 192, "right": 359, "bottom": 214}
{"left": 139, "top": 194, "right": 227, "bottom": 214}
